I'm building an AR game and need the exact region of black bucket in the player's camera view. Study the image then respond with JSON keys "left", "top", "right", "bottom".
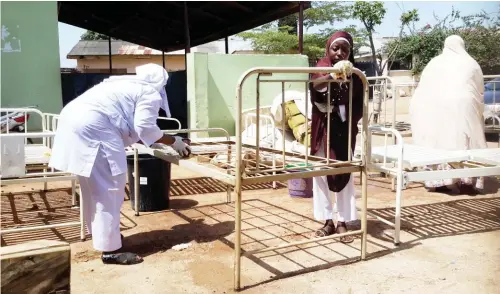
{"left": 127, "top": 154, "right": 171, "bottom": 212}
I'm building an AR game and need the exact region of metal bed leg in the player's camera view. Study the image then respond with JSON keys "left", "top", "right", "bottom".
{"left": 79, "top": 185, "right": 86, "bottom": 241}
{"left": 71, "top": 179, "right": 77, "bottom": 207}
{"left": 43, "top": 168, "right": 48, "bottom": 191}
{"left": 394, "top": 173, "right": 402, "bottom": 246}
{"left": 134, "top": 147, "right": 140, "bottom": 216}
{"left": 361, "top": 167, "right": 368, "bottom": 260}
{"left": 391, "top": 177, "right": 396, "bottom": 192}
{"left": 226, "top": 185, "right": 231, "bottom": 203}
{"left": 234, "top": 185, "right": 242, "bottom": 290}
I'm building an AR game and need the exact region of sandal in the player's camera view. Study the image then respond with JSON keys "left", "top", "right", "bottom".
{"left": 101, "top": 252, "right": 143, "bottom": 265}
{"left": 315, "top": 221, "right": 336, "bottom": 238}
{"left": 336, "top": 222, "right": 354, "bottom": 244}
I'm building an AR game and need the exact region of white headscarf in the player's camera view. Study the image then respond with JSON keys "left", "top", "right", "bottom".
{"left": 409, "top": 35, "right": 487, "bottom": 151}
{"left": 104, "top": 63, "right": 172, "bottom": 117}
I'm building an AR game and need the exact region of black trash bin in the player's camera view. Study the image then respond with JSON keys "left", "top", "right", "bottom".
{"left": 127, "top": 154, "right": 171, "bottom": 212}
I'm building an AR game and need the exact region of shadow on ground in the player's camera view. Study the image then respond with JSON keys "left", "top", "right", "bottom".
{"left": 2, "top": 177, "right": 499, "bottom": 290}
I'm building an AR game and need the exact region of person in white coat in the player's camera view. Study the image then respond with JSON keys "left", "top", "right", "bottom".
{"left": 49, "top": 63, "right": 190, "bottom": 265}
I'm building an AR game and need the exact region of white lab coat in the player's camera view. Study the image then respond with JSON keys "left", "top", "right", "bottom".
{"left": 49, "top": 64, "right": 169, "bottom": 252}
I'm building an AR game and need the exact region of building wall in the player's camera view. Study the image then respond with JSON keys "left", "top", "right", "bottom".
{"left": 187, "top": 53, "right": 309, "bottom": 137}
{"left": 75, "top": 55, "right": 185, "bottom": 73}
{"left": 1, "top": 1, "right": 62, "bottom": 129}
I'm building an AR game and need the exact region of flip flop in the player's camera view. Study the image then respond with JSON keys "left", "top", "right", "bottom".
{"left": 315, "top": 222, "right": 336, "bottom": 238}
{"left": 101, "top": 252, "right": 143, "bottom": 265}
{"left": 336, "top": 223, "right": 354, "bottom": 244}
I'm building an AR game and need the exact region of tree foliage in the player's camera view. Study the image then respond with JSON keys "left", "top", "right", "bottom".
{"left": 80, "top": 30, "right": 116, "bottom": 41}
{"left": 384, "top": 7, "right": 500, "bottom": 75}
{"left": 351, "top": 1, "right": 386, "bottom": 75}
{"left": 238, "top": 2, "right": 366, "bottom": 62}
{"left": 239, "top": 25, "right": 368, "bottom": 62}
{"left": 379, "top": 9, "right": 420, "bottom": 73}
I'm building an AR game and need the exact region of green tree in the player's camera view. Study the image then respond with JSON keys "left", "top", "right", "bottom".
{"left": 380, "top": 9, "right": 420, "bottom": 73}
{"left": 238, "top": 2, "right": 364, "bottom": 62}
{"left": 384, "top": 7, "right": 499, "bottom": 75}
{"left": 351, "top": 1, "right": 387, "bottom": 75}
{"left": 80, "top": 30, "right": 116, "bottom": 41}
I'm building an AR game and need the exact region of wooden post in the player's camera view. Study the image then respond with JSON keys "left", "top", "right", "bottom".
{"left": 298, "top": 2, "right": 304, "bottom": 55}
{"left": 1, "top": 240, "right": 71, "bottom": 293}
{"left": 108, "top": 36, "right": 112, "bottom": 73}
{"left": 225, "top": 36, "right": 229, "bottom": 54}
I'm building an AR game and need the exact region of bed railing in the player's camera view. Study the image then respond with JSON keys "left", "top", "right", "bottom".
{"left": 233, "top": 66, "right": 370, "bottom": 290}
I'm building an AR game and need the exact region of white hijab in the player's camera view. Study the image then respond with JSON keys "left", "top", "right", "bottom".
{"left": 104, "top": 63, "right": 172, "bottom": 117}
{"left": 409, "top": 35, "right": 487, "bottom": 151}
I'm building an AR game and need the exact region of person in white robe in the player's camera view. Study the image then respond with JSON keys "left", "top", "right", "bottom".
{"left": 49, "top": 63, "right": 190, "bottom": 264}
{"left": 409, "top": 35, "right": 487, "bottom": 194}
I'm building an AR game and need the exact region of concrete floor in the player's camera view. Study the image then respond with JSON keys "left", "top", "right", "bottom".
{"left": 2, "top": 164, "right": 499, "bottom": 293}
{"left": 1, "top": 95, "right": 499, "bottom": 293}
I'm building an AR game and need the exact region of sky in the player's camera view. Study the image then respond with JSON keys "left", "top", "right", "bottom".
{"left": 58, "top": 1, "right": 498, "bottom": 68}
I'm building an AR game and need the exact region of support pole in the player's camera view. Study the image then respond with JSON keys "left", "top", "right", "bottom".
{"left": 108, "top": 36, "right": 112, "bottom": 73}
{"left": 134, "top": 147, "right": 139, "bottom": 216}
{"left": 184, "top": 2, "right": 191, "bottom": 52}
{"left": 298, "top": 1, "right": 304, "bottom": 55}
{"left": 225, "top": 36, "right": 229, "bottom": 54}
{"left": 162, "top": 50, "right": 165, "bottom": 68}
{"left": 183, "top": 1, "right": 191, "bottom": 70}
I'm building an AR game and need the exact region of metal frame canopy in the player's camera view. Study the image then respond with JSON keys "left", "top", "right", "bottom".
{"left": 58, "top": 1, "right": 311, "bottom": 52}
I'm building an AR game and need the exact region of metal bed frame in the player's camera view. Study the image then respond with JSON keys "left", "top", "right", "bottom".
{"left": 484, "top": 75, "right": 500, "bottom": 147}
{"left": 128, "top": 67, "right": 370, "bottom": 290}
{"left": 367, "top": 126, "right": 500, "bottom": 245}
{"left": 0, "top": 108, "right": 85, "bottom": 240}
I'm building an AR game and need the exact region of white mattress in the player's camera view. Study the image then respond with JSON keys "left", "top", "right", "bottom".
{"left": 467, "top": 148, "right": 500, "bottom": 165}
{"left": 25, "top": 145, "right": 52, "bottom": 165}
{"left": 241, "top": 123, "right": 310, "bottom": 155}
{"left": 371, "top": 144, "right": 470, "bottom": 169}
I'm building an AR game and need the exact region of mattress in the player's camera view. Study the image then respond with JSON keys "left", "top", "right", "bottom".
{"left": 370, "top": 144, "right": 470, "bottom": 169}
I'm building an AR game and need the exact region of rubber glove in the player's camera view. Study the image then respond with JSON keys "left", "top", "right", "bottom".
{"left": 170, "top": 136, "right": 191, "bottom": 157}
{"left": 330, "top": 60, "right": 353, "bottom": 79}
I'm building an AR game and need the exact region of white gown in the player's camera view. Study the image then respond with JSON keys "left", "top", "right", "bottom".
{"left": 312, "top": 139, "right": 357, "bottom": 223}
{"left": 49, "top": 64, "right": 169, "bottom": 252}
{"left": 409, "top": 35, "right": 487, "bottom": 189}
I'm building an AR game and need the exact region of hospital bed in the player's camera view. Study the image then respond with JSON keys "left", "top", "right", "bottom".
{"left": 0, "top": 107, "right": 85, "bottom": 241}
{"left": 125, "top": 67, "right": 371, "bottom": 291}
{"left": 367, "top": 125, "right": 500, "bottom": 245}
{"left": 484, "top": 112, "right": 500, "bottom": 147}
{"left": 240, "top": 76, "right": 413, "bottom": 154}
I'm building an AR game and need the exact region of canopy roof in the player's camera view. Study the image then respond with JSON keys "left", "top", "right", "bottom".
{"left": 58, "top": 1, "right": 310, "bottom": 52}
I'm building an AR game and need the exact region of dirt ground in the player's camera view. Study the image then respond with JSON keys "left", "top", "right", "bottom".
{"left": 2, "top": 164, "right": 499, "bottom": 294}
{"left": 2, "top": 96, "right": 499, "bottom": 293}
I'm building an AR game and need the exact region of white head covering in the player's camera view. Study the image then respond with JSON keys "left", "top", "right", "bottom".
{"left": 103, "top": 63, "right": 172, "bottom": 117}
{"left": 409, "top": 35, "right": 487, "bottom": 151}
{"left": 442, "top": 35, "right": 467, "bottom": 55}
{"left": 329, "top": 37, "right": 351, "bottom": 48}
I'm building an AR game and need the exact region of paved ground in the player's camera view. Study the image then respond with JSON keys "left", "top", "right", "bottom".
{"left": 2, "top": 164, "right": 499, "bottom": 293}
{"left": 1, "top": 95, "right": 499, "bottom": 293}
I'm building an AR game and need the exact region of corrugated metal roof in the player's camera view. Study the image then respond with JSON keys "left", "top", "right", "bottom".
{"left": 67, "top": 38, "right": 254, "bottom": 58}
